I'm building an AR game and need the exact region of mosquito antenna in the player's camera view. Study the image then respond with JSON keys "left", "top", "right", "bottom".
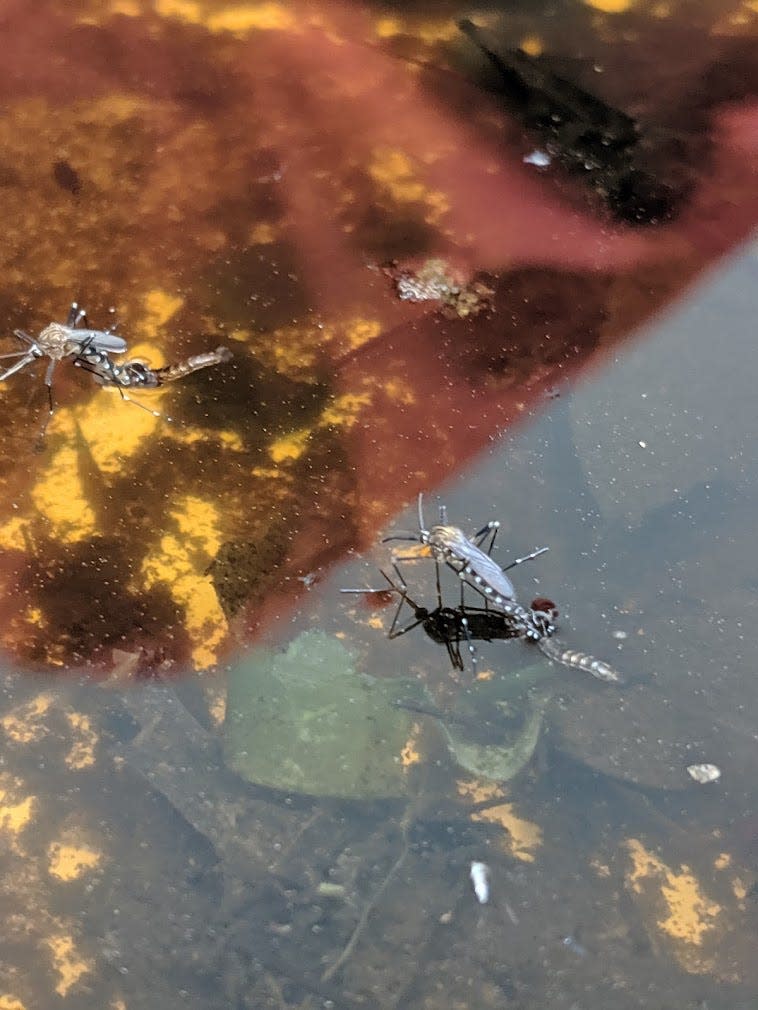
{"left": 502, "top": 546, "right": 550, "bottom": 572}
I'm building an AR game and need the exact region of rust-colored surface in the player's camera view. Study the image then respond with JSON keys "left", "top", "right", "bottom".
{"left": 0, "top": 0, "right": 754, "bottom": 672}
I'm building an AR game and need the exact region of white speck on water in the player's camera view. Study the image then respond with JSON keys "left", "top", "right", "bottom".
{"left": 470, "top": 861, "right": 490, "bottom": 904}
{"left": 523, "top": 149, "right": 551, "bottom": 168}
{"left": 687, "top": 763, "right": 721, "bottom": 784}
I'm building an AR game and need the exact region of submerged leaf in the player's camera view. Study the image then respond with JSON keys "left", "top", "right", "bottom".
{"left": 224, "top": 629, "right": 425, "bottom": 798}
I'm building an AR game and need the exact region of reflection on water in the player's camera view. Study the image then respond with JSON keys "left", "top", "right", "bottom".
{"left": 0, "top": 0, "right": 757, "bottom": 1007}
{"left": 0, "top": 0, "right": 754, "bottom": 672}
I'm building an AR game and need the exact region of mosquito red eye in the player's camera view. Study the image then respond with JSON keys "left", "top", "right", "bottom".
{"left": 531, "top": 597, "right": 558, "bottom": 617}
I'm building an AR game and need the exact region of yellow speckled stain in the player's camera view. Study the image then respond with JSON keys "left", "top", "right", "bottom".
{"left": 1, "top": 693, "right": 53, "bottom": 744}
{"left": 625, "top": 839, "right": 722, "bottom": 971}
{"left": 141, "top": 496, "right": 228, "bottom": 668}
{"left": 48, "top": 842, "right": 102, "bottom": 881}
{"left": 46, "top": 933, "right": 92, "bottom": 997}
{"left": 458, "top": 779, "right": 542, "bottom": 862}
{"left": 65, "top": 712, "right": 98, "bottom": 770}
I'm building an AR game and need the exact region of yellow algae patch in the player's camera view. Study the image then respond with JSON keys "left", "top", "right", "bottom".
{"left": 0, "top": 515, "right": 32, "bottom": 551}
{"left": 520, "top": 34, "right": 544, "bottom": 56}
{"left": 625, "top": 839, "right": 722, "bottom": 968}
{"left": 154, "top": 0, "right": 204, "bottom": 25}
{"left": 66, "top": 390, "right": 161, "bottom": 475}
{"left": 458, "top": 779, "right": 542, "bottom": 862}
{"left": 140, "top": 288, "right": 184, "bottom": 341}
{"left": 173, "top": 426, "right": 245, "bottom": 452}
{"left": 170, "top": 495, "right": 224, "bottom": 555}
{"left": 401, "top": 724, "right": 422, "bottom": 767}
{"left": 732, "top": 877, "right": 748, "bottom": 902}
{"left": 368, "top": 148, "right": 449, "bottom": 223}
{"left": 46, "top": 933, "right": 92, "bottom": 997}
{"left": 714, "top": 852, "right": 731, "bottom": 870}
{"left": 343, "top": 317, "right": 381, "bottom": 351}
{"left": 48, "top": 842, "right": 102, "bottom": 882}
{"left": 1, "top": 693, "right": 54, "bottom": 744}
{"left": 0, "top": 997, "right": 26, "bottom": 1010}
{"left": 374, "top": 15, "right": 457, "bottom": 44}
{"left": 382, "top": 378, "right": 416, "bottom": 405}
{"left": 583, "top": 0, "right": 634, "bottom": 10}
{"left": 30, "top": 442, "right": 96, "bottom": 542}
{"left": 319, "top": 392, "right": 372, "bottom": 429}
{"left": 64, "top": 713, "right": 98, "bottom": 770}
{"left": 155, "top": 0, "right": 295, "bottom": 34}
{"left": 141, "top": 497, "right": 228, "bottom": 668}
{"left": 248, "top": 221, "right": 278, "bottom": 245}
{"left": 208, "top": 4, "right": 295, "bottom": 36}
{"left": 0, "top": 777, "right": 36, "bottom": 841}
{"left": 390, "top": 543, "right": 432, "bottom": 561}
{"left": 269, "top": 428, "right": 311, "bottom": 463}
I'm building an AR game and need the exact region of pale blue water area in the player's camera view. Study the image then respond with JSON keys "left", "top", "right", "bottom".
{"left": 2, "top": 242, "right": 758, "bottom": 1009}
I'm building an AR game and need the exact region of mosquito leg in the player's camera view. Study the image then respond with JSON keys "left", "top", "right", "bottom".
{"left": 40, "top": 358, "right": 59, "bottom": 424}
{"left": 445, "top": 637, "right": 465, "bottom": 672}
{"left": 0, "top": 352, "right": 37, "bottom": 381}
{"left": 472, "top": 520, "right": 500, "bottom": 555}
{"left": 67, "top": 302, "right": 87, "bottom": 328}
{"left": 459, "top": 615, "right": 478, "bottom": 675}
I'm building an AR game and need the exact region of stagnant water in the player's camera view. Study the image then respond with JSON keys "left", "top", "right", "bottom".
{"left": 0, "top": 2, "right": 756, "bottom": 1007}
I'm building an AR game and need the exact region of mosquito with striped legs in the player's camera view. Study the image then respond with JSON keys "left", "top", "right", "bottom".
{"left": 0, "top": 301, "right": 232, "bottom": 438}
{"left": 383, "top": 493, "right": 551, "bottom": 639}
{"left": 345, "top": 493, "right": 626, "bottom": 684}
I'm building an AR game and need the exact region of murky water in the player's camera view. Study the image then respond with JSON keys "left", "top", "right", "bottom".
{"left": 0, "top": 1, "right": 757, "bottom": 1007}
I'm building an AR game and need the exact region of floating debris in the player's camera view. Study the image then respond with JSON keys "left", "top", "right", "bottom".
{"left": 687, "top": 763, "right": 721, "bottom": 784}
{"left": 384, "top": 259, "right": 494, "bottom": 319}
